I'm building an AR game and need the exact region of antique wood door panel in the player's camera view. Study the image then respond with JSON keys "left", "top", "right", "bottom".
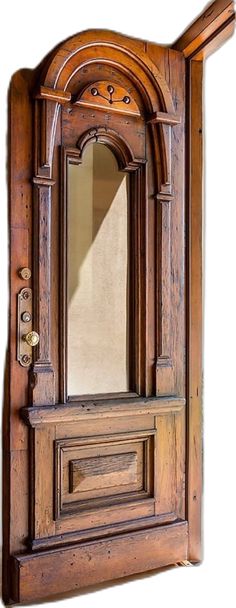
{"left": 3, "top": 2, "right": 235, "bottom": 603}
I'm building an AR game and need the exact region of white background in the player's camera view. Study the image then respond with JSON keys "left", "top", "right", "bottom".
{"left": 0, "top": 1, "right": 236, "bottom": 606}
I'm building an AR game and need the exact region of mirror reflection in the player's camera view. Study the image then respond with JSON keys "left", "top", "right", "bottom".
{"left": 67, "top": 143, "right": 130, "bottom": 396}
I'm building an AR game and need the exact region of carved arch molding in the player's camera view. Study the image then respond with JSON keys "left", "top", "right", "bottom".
{"left": 32, "top": 30, "right": 183, "bottom": 405}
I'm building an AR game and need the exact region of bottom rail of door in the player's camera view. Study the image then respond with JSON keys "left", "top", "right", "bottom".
{"left": 10, "top": 521, "right": 188, "bottom": 603}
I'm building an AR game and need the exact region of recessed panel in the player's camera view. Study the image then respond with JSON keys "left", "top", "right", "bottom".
{"left": 29, "top": 404, "right": 185, "bottom": 546}
{"left": 55, "top": 432, "right": 154, "bottom": 517}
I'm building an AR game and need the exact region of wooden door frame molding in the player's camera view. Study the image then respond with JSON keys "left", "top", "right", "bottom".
{"left": 60, "top": 133, "right": 147, "bottom": 402}
{"left": 3, "top": 1, "right": 235, "bottom": 603}
{"left": 179, "top": 0, "right": 235, "bottom": 562}
{"left": 32, "top": 30, "right": 181, "bottom": 407}
{"left": 173, "top": 0, "right": 235, "bottom": 59}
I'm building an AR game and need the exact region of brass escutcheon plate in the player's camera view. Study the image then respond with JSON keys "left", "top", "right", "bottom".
{"left": 17, "top": 287, "right": 33, "bottom": 367}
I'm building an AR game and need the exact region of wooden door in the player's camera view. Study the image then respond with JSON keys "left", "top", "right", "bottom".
{"left": 3, "top": 3, "right": 234, "bottom": 603}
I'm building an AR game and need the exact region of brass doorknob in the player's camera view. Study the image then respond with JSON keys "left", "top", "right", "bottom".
{"left": 23, "top": 331, "right": 40, "bottom": 347}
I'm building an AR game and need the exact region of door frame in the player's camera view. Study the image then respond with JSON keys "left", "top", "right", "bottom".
{"left": 173, "top": 0, "right": 235, "bottom": 562}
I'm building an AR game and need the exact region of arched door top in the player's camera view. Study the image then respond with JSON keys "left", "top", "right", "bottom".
{"left": 40, "top": 29, "right": 176, "bottom": 114}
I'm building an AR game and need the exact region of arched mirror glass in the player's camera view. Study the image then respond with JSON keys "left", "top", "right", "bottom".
{"left": 67, "top": 143, "right": 130, "bottom": 396}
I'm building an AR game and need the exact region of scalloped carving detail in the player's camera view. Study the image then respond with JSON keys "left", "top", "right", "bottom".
{"left": 76, "top": 126, "right": 141, "bottom": 171}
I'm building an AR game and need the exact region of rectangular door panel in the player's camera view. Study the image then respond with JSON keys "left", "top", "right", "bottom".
{"left": 26, "top": 401, "right": 185, "bottom": 550}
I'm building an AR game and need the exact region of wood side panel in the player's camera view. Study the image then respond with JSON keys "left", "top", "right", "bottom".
{"left": 8, "top": 69, "right": 33, "bottom": 451}
{"left": 146, "top": 46, "right": 186, "bottom": 397}
{"left": 175, "top": 406, "right": 186, "bottom": 520}
{"left": 31, "top": 425, "right": 56, "bottom": 539}
{"left": 50, "top": 113, "right": 61, "bottom": 403}
{"left": 168, "top": 49, "right": 186, "bottom": 397}
{"left": 187, "top": 60, "right": 203, "bottom": 562}
{"left": 3, "top": 69, "right": 34, "bottom": 604}
{"left": 10, "top": 450, "right": 29, "bottom": 552}
{"left": 11, "top": 522, "right": 188, "bottom": 603}
{"left": 154, "top": 410, "right": 185, "bottom": 519}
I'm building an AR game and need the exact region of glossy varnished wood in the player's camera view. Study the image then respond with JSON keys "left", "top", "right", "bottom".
{"left": 186, "top": 60, "right": 203, "bottom": 562}
{"left": 11, "top": 522, "right": 188, "bottom": 603}
{"left": 3, "top": 3, "right": 234, "bottom": 603}
{"left": 173, "top": 0, "right": 235, "bottom": 58}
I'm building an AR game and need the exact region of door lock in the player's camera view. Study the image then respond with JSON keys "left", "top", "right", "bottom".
{"left": 21, "top": 311, "right": 32, "bottom": 323}
{"left": 18, "top": 267, "right": 32, "bottom": 280}
{"left": 23, "top": 331, "right": 40, "bottom": 347}
{"left": 17, "top": 287, "right": 39, "bottom": 367}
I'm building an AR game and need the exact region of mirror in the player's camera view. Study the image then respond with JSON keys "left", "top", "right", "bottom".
{"left": 67, "top": 143, "right": 130, "bottom": 396}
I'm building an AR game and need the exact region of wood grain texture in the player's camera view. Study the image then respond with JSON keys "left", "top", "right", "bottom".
{"left": 55, "top": 432, "right": 153, "bottom": 516}
{"left": 173, "top": 0, "right": 235, "bottom": 58}
{"left": 75, "top": 81, "right": 141, "bottom": 116}
{"left": 186, "top": 60, "right": 203, "bottom": 562}
{"left": 3, "top": 69, "right": 34, "bottom": 604}
{"left": 147, "top": 45, "right": 186, "bottom": 397}
{"left": 26, "top": 409, "right": 185, "bottom": 550}
{"left": 22, "top": 397, "right": 186, "bottom": 426}
{"left": 11, "top": 522, "right": 188, "bottom": 603}
{"left": 6, "top": 9, "right": 227, "bottom": 598}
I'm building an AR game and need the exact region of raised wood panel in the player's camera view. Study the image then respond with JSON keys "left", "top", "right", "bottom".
{"left": 70, "top": 453, "right": 138, "bottom": 493}
{"left": 25, "top": 403, "right": 185, "bottom": 550}
{"left": 55, "top": 432, "right": 154, "bottom": 517}
{"left": 147, "top": 46, "right": 186, "bottom": 397}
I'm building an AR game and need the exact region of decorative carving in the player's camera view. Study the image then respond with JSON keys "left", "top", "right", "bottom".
{"left": 146, "top": 106, "right": 182, "bottom": 395}
{"left": 147, "top": 111, "right": 181, "bottom": 126}
{"left": 42, "top": 31, "right": 175, "bottom": 114}
{"left": 35, "top": 86, "right": 71, "bottom": 104}
{"left": 32, "top": 30, "right": 181, "bottom": 404}
{"left": 75, "top": 81, "right": 140, "bottom": 115}
{"left": 148, "top": 112, "right": 181, "bottom": 200}
{"left": 159, "top": 123, "right": 172, "bottom": 195}
{"left": 91, "top": 84, "right": 130, "bottom": 105}
{"left": 76, "top": 126, "right": 136, "bottom": 170}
